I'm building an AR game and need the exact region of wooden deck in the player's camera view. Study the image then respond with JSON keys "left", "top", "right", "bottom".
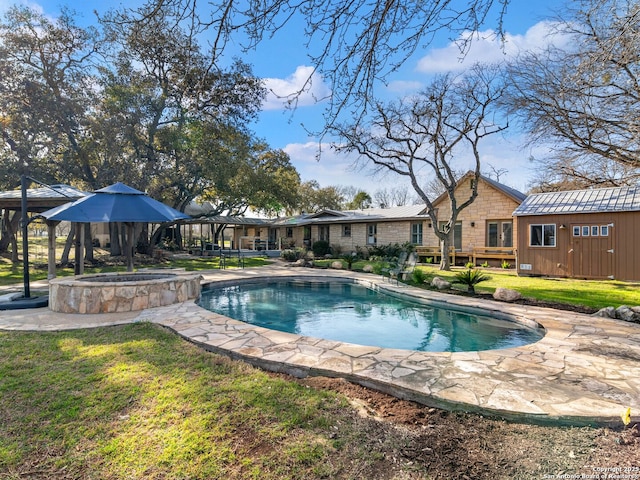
{"left": 415, "top": 246, "right": 516, "bottom": 266}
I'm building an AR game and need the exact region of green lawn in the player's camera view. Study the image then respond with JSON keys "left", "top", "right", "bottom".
{"left": 313, "top": 259, "right": 639, "bottom": 310}
{"left": 411, "top": 265, "right": 640, "bottom": 309}
{"left": 0, "top": 323, "right": 389, "bottom": 479}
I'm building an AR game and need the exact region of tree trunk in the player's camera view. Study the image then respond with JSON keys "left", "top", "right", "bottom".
{"left": 0, "top": 209, "right": 20, "bottom": 255}
{"left": 439, "top": 233, "right": 452, "bottom": 271}
{"left": 137, "top": 223, "right": 149, "bottom": 253}
{"left": 110, "top": 223, "right": 122, "bottom": 256}
{"left": 61, "top": 229, "right": 74, "bottom": 265}
{"left": 84, "top": 223, "right": 95, "bottom": 264}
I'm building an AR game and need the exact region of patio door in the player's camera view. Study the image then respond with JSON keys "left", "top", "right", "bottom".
{"left": 440, "top": 221, "right": 462, "bottom": 250}
{"left": 487, "top": 221, "right": 513, "bottom": 248}
{"left": 318, "top": 225, "right": 330, "bottom": 242}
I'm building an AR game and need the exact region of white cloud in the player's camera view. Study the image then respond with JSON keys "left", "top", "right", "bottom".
{"left": 0, "top": 0, "right": 44, "bottom": 15}
{"left": 283, "top": 141, "right": 406, "bottom": 190}
{"left": 386, "top": 80, "right": 424, "bottom": 94}
{"left": 262, "top": 65, "right": 331, "bottom": 111}
{"left": 416, "top": 21, "right": 568, "bottom": 74}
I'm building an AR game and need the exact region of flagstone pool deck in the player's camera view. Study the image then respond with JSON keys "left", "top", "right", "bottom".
{"left": 1, "top": 265, "right": 640, "bottom": 427}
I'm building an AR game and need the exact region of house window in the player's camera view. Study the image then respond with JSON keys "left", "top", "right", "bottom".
{"left": 342, "top": 224, "right": 352, "bottom": 237}
{"left": 530, "top": 224, "right": 556, "bottom": 247}
{"left": 600, "top": 225, "right": 609, "bottom": 236}
{"left": 303, "top": 226, "right": 311, "bottom": 247}
{"left": 411, "top": 222, "right": 423, "bottom": 244}
{"left": 318, "top": 225, "right": 330, "bottom": 242}
{"left": 367, "top": 223, "right": 377, "bottom": 245}
{"left": 286, "top": 227, "right": 293, "bottom": 238}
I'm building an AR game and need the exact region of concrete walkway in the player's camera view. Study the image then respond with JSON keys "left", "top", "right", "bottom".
{"left": 1, "top": 265, "right": 640, "bottom": 426}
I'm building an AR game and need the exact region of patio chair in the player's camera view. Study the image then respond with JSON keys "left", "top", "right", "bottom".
{"left": 381, "top": 251, "right": 408, "bottom": 283}
{"left": 399, "top": 252, "right": 418, "bottom": 281}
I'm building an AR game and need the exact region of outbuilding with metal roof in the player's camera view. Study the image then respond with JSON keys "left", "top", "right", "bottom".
{"left": 513, "top": 185, "right": 640, "bottom": 281}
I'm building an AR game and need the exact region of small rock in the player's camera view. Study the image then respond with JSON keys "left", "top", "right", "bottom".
{"left": 330, "top": 261, "right": 343, "bottom": 269}
{"left": 431, "top": 277, "right": 451, "bottom": 290}
{"left": 492, "top": 287, "right": 522, "bottom": 302}
{"left": 592, "top": 306, "right": 616, "bottom": 318}
{"left": 616, "top": 306, "right": 637, "bottom": 322}
{"left": 362, "top": 264, "right": 374, "bottom": 273}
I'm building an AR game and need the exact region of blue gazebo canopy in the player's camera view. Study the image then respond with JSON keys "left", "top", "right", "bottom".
{"left": 41, "top": 182, "right": 189, "bottom": 223}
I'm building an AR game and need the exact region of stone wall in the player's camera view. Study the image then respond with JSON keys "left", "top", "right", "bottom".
{"left": 49, "top": 272, "right": 202, "bottom": 314}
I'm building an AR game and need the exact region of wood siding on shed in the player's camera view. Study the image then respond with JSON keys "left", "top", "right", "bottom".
{"left": 516, "top": 211, "right": 640, "bottom": 281}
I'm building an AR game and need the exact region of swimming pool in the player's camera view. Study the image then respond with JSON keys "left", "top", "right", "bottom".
{"left": 198, "top": 279, "right": 544, "bottom": 352}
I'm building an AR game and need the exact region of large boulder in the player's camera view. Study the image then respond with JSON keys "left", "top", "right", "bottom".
{"left": 616, "top": 306, "right": 640, "bottom": 323}
{"left": 431, "top": 277, "right": 451, "bottom": 290}
{"left": 362, "top": 264, "right": 374, "bottom": 273}
{"left": 330, "top": 261, "right": 344, "bottom": 269}
{"left": 492, "top": 287, "right": 522, "bottom": 302}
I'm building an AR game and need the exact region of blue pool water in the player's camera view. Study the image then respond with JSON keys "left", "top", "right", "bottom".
{"left": 198, "top": 281, "right": 544, "bottom": 352}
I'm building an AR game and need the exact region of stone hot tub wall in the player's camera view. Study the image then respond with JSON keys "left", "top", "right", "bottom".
{"left": 49, "top": 272, "right": 203, "bottom": 314}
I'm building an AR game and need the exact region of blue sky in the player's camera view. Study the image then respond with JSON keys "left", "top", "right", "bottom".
{"left": 1, "top": 0, "right": 564, "bottom": 195}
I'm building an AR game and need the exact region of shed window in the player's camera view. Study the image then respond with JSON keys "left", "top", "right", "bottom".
{"left": 600, "top": 225, "right": 609, "bottom": 236}
{"left": 530, "top": 224, "right": 556, "bottom": 247}
{"left": 573, "top": 226, "right": 580, "bottom": 236}
{"left": 591, "top": 225, "right": 599, "bottom": 236}
{"left": 582, "top": 226, "right": 590, "bottom": 236}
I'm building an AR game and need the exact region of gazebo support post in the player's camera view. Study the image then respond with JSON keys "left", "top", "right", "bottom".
{"left": 20, "top": 175, "right": 30, "bottom": 298}
{"left": 47, "top": 221, "right": 57, "bottom": 279}
{"left": 74, "top": 222, "right": 84, "bottom": 275}
{"left": 126, "top": 222, "right": 134, "bottom": 272}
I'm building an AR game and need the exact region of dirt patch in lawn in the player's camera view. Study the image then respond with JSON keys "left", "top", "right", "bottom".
{"left": 296, "top": 376, "right": 640, "bottom": 479}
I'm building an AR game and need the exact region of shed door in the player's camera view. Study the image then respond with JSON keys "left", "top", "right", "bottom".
{"left": 569, "top": 223, "right": 614, "bottom": 279}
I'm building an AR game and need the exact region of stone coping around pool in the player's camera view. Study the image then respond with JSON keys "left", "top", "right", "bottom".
{"left": 152, "top": 267, "right": 640, "bottom": 427}
{"left": 49, "top": 271, "right": 202, "bottom": 314}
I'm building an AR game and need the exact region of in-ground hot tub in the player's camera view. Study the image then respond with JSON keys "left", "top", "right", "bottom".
{"left": 49, "top": 271, "right": 202, "bottom": 314}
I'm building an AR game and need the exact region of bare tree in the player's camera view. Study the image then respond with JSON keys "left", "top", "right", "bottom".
{"left": 334, "top": 65, "right": 507, "bottom": 270}
{"left": 505, "top": 0, "right": 640, "bottom": 187}
{"left": 108, "top": 0, "right": 510, "bottom": 131}
{"left": 373, "top": 186, "right": 412, "bottom": 208}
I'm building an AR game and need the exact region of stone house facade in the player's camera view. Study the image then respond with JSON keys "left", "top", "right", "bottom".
{"left": 422, "top": 172, "right": 527, "bottom": 256}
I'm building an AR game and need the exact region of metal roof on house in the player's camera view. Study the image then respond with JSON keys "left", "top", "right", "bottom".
{"left": 513, "top": 185, "right": 640, "bottom": 216}
{"left": 480, "top": 175, "right": 527, "bottom": 203}
{"left": 272, "top": 204, "right": 428, "bottom": 226}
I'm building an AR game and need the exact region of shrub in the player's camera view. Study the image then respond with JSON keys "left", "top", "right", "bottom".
{"left": 481, "top": 261, "right": 489, "bottom": 268}
{"left": 281, "top": 248, "right": 306, "bottom": 261}
{"left": 331, "top": 244, "right": 343, "bottom": 256}
{"left": 312, "top": 240, "right": 331, "bottom": 257}
{"left": 453, "top": 268, "right": 491, "bottom": 294}
{"left": 465, "top": 261, "right": 475, "bottom": 269}
{"left": 425, "top": 257, "right": 434, "bottom": 264}
{"left": 412, "top": 268, "right": 428, "bottom": 285}
{"left": 341, "top": 252, "right": 357, "bottom": 270}
{"left": 501, "top": 260, "right": 512, "bottom": 269}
